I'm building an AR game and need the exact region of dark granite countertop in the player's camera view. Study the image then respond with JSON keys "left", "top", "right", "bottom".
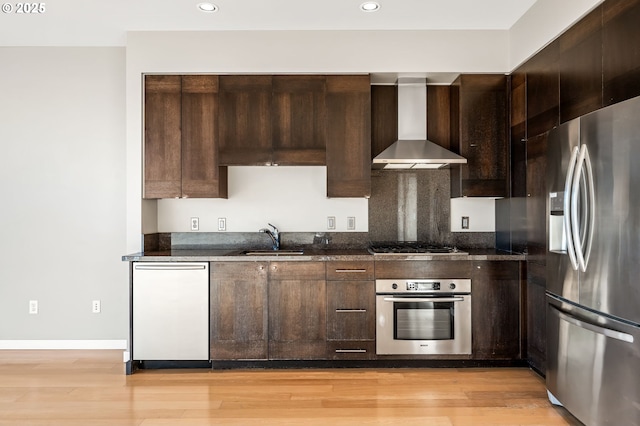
{"left": 122, "top": 248, "right": 525, "bottom": 262}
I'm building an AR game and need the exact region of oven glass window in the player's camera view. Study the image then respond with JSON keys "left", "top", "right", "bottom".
{"left": 393, "top": 301, "right": 454, "bottom": 340}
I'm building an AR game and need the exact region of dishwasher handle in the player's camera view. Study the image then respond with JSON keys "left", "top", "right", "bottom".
{"left": 134, "top": 264, "right": 207, "bottom": 271}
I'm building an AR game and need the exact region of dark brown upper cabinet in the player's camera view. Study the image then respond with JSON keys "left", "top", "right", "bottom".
{"left": 450, "top": 74, "right": 509, "bottom": 198}
{"left": 524, "top": 41, "right": 560, "bottom": 138}
{"left": 144, "top": 75, "right": 182, "bottom": 199}
{"left": 326, "top": 75, "right": 372, "bottom": 198}
{"left": 603, "top": 0, "right": 640, "bottom": 106}
{"left": 426, "top": 85, "right": 452, "bottom": 150}
{"left": 371, "top": 85, "right": 398, "bottom": 159}
{"left": 272, "top": 75, "right": 327, "bottom": 165}
{"left": 144, "top": 75, "right": 227, "bottom": 199}
{"left": 510, "top": 71, "right": 527, "bottom": 199}
{"left": 181, "top": 76, "right": 228, "bottom": 198}
{"left": 218, "top": 75, "right": 327, "bottom": 166}
{"left": 218, "top": 75, "right": 273, "bottom": 165}
{"left": 559, "top": 5, "right": 603, "bottom": 123}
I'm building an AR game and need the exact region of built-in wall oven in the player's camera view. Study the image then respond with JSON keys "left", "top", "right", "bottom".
{"left": 376, "top": 278, "right": 472, "bottom": 355}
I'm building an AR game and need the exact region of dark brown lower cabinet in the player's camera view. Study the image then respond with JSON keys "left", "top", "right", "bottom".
{"left": 210, "top": 262, "right": 269, "bottom": 360}
{"left": 268, "top": 262, "right": 327, "bottom": 360}
{"left": 471, "top": 261, "right": 522, "bottom": 360}
{"left": 526, "top": 260, "right": 547, "bottom": 374}
{"left": 326, "top": 280, "right": 375, "bottom": 360}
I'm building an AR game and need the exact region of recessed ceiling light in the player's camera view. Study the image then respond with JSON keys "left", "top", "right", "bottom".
{"left": 197, "top": 3, "right": 218, "bottom": 13}
{"left": 360, "top": 2, "right": 380, "bottom": 12}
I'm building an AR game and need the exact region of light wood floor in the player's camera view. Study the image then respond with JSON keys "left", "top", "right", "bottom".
{"left": 0, "top": 350, "right": 582, "bottom": 426}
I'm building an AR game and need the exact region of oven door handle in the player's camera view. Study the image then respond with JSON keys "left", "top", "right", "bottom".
{"left": 382, "top": 297, "right": 465, "bottom": 303}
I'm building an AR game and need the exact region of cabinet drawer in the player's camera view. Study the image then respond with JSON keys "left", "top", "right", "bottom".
{"left": 327, "top": 341, "right": 375, "bottom": 360}
{"left": 327, "top": 281, "right": 375, "bottom": 340}
{"left": 269, "top": 261, "right": 325, "bottom": 280}
{"left": 326, "top": 261, "right": 374, "bottom": 280}
{"left": 374, "top": 260, "right": 472, "bottom": 278}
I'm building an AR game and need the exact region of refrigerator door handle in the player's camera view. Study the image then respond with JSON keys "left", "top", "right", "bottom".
{"left": 582, "top": 145, "right": 596, "bottom": 271}
{"left": 553, "top": 306, "right": 634, "bottom": 343}
{"left": 564, "top": 146, "right": 580, "bottom": 271}
{"left": 571, "top": 145, "right": 595, "bottom": 272}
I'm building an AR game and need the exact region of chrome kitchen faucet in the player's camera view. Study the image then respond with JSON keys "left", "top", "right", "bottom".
{"left": 259, "top": 223, "right": 280, "bottom": 250}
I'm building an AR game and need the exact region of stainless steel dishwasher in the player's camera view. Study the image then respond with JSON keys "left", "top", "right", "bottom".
{"left": 132, "top": 262, "right": 209, "bottom": 361}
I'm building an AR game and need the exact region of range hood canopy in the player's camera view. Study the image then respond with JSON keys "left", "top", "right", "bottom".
{"left": 372, "top": 78, "right": 466, "bottom": 170}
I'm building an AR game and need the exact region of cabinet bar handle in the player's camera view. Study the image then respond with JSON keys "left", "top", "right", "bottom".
{"left": 334, "top": 269, "right": 368, "bottom": 273}
{"left": 335, "top": 349, "right": 367, "bottom": 353}
{"left": 134, "top": 264, "right": 206, "bottom": 271}
{"left": 335, "top": 309, "right": 367, "bottom": 313}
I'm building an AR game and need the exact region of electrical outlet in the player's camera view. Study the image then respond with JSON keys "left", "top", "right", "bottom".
{"left": 327, "top": 216, "right": 336, "bottom": 230}
{"left": 190, "top": 217, "right": 199, "bottom": 231}
{"left": 347, "top": 216, "right": 356, "bottom": 230}
{"left": 92, "top": 300, "right": 101, "bottom": 314}
{"left": 218, "top": 217, "right": 226, "bottom": 231}
{"left": 461, "top": 216, "right": 470, "bottom": 229}
{"left": 29, "top": 300, "right": 38, "bottom": 314}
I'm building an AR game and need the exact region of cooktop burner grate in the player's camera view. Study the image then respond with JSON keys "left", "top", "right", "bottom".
{"left": 368, "top": 243, "right": 467, "bottom": 255}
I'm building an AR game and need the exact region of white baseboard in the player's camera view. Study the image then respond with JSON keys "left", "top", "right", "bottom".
{"left": 0, "top": 340, "right": 127, "bottom": 350}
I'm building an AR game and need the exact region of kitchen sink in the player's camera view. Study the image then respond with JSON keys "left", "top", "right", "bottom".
{"left": 242, "top": 250, "right": 305, "bottom": 256}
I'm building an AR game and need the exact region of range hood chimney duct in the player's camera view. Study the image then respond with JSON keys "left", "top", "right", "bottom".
{"left": 372, "top": 78, "right": 466, "bottom": 170}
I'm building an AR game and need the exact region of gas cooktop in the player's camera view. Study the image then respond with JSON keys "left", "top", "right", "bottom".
{"left": 368, "top": 242, "right": 467, "bottom": 255}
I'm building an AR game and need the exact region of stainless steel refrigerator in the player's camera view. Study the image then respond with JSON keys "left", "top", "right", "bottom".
{"left": 546, "top": 96, "right": 640, "bottom": 425}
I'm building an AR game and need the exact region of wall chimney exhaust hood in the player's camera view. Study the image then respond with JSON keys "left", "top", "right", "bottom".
{"left": 372, "top": 78, "right": 466, "bottom": 170}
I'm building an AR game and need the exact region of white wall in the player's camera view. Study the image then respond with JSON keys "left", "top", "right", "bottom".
{"left": 0, "top": 47, "right": 128, "bottom": 344}
{"left": 126, "top": 30, "right": 510, "bottom": 250}
{"left": 158, "top": 167, "right": 367, "bottom": 232}
{"left": 509, "top": 0, "right": 604, "bottom": 70}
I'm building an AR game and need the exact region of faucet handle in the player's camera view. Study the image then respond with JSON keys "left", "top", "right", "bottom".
{"left": 268, "top": 223, "right": 279, "bottom": 234}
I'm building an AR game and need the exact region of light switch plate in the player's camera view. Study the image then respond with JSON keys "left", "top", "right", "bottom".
{"left": 461, "top": 216, "right": 469, "bottom": 229}
{"left": 218, "top": 217, "right": 226, "bottom": 232}
{"left": 347, "top": 216, "right": 356, "bottom": 230}
{"left": 327, "top": 216, "right": 336, "bottom": 230}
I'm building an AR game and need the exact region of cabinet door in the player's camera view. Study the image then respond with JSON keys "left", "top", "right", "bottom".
{"left": 144, "top": 75, "right": 182, "bottom": 199}
{"left": 268, "top": 262, "right": 326, "bottom": 359}
{"left": 526, "top": 260, "right": 546, "bottom": 373}
{"left": 210, "top": 262, "right": 268, "bottom": 360}
{"left": 471, "top": 261, "right": 522, "bottom": 360}
{"left": 603, "top": 0, "right": 640, "bottom": 105}
{"left": 326, "top": 280, "right": 375, "bottom": 341}
{"left": 525, "top": 42, "right": 560, "bottom": 138}
{"left": 326, "top": 75, "right": 371, "bottom": 198}
{"left": 450, "top": 74, "right": 508, "bottom": 198}
{"left": 371, "top": 84, "right": 398, "bottom": 159}
{"left": 558, "top": 5, "right": 603, "bottom": 123}
{"left": 272, "top": 76, "right": 326, "bottom": 165}
{"left": 181, "top": 75, "right": 228, "bottom": 198}
{"left": 218, "top": 75, "right": 272, "bottom": 165}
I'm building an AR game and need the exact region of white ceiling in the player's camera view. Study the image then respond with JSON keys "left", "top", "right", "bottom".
{"left": 0, "top": 0, "right": 538, "bottom": 46}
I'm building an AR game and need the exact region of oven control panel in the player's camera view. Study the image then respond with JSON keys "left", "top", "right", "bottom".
{"left": 376, "top": 279, "right": 471, "bottom": 294}
{"left": 407, "top": 281, "right": 440, "bottom": 291}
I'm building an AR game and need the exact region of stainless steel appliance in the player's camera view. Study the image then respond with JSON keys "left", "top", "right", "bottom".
{"left": 368, "top": 242, "right": 467, "bottom": 255}
{"left": 372, "top": 78, "right": 467, "bottom": 170}
{"left": 546, "top": 96, "right": 640, "bottom": 425}
{"left": 376, "top": 278, "right": 471, "bottom": 355}
{"left": 132, "top": 262, "right": 210, "bottom": 361}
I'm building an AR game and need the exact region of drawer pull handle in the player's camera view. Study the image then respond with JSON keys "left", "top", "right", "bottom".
{"left": 335, "top": 309, "right": 367, "bottom": 313}
{"left": 335, "top": 269, "right": 368, "bottom": 273}
{"left": 335, "top": 349, "right": 367, "bottom": 353}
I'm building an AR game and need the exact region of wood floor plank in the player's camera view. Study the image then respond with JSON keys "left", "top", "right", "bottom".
{"left": 0, "top": 350, "right": 581, "bottom": 426}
